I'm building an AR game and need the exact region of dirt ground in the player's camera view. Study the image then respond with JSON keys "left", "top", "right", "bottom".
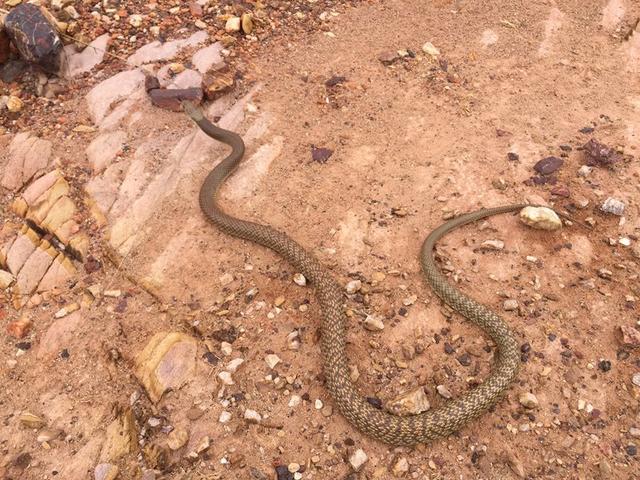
{"left": 2, "top": 0, "right": 640, "bottom": 479}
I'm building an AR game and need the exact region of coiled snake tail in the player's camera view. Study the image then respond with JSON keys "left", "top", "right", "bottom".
{"left": 184, "top": 100, "right": 532, "bottom": 446}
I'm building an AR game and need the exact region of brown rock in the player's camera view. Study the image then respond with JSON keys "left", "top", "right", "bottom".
{"left": 135, "top": 332, "right": 197, "bottom": 402}
{"left": 583, "top": 138, "right": 622, "bottom": 167}
{"left": 0, "top": 269, "right": 15, "bottom": 289}
{"left": 203, "top": 71, "right": 234, "bottom": 100}
{"left": 618, "top": 325, "right": 640, "bottom": 348}
{"left": 148, "top": 87, "right": 203, "bottom": 111}
{"left": 100, "top": 407, "right": 137, "bottom": 462}
{"left": 59, "top": 437, "right": 103, "bottom": 480}
{"left": 378, "top": 50, "right": 400, "bottom": 65}
{"left": 6, "top": 317, "right": 31, "bottom": 339}
{"left": 144, "top": 74, "right": 160, "bottom": 92}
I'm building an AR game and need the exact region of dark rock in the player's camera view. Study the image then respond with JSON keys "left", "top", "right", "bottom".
{"left": 325, "top": 75, "right": 346, "bottom": 87}
{"left": 149, "top": 87, "right": 203, "bottom": 111}
{"left": 507, "top": 152, "right": 519, "bottom": 161}
{"left": 311, "top": 146, "right": 333, "bottom": 163}
{"left": 597, "top": 360, "right": 611, "bottom": 372}
{"left": 145, "top": 74, "right": 161, "bottom": 92}
{"left": 444, "top": 342, "right": 455, "bottom": 354}
{"left": 559, "top": 144, "right": 572, "bottom": 152}
{"left": 1, "top": 59, "right": 27, "bottom": 83}
{"left": 626, "top": 444, "right": 637, "bottom": 456}
{"left": 457, "top": 353, "right": 471, "bottom": 366}
{"left": 378, "top": 50, "right": 400, "bottom": 65}
{"left": 579, "top": 126, "right": 595, "bottom": 134}
{"left": 84, "top": 256, "right": 102, "bottom": 274}
{"left": 203, "top": 351, "right": 219, "bottom": 365}
{"left": 211, "top": 327, "right": 238, "bottom": 343}
{"left": 533, "top": 156, "right": 564, "bottom": 175}
{"left": 583, "top": 138, "right": 623, "bottom": 167}
{"left": 0, "top": 30, "right": 10, "bottom": 65}
{"left": 275, "top": 465, "right": 293, "bottom": 480}
{"left": 4, "top": 4, "right": 63, "bottom": 73}
{"left": 551, "top": 185, "right": 570, "bottom": 197}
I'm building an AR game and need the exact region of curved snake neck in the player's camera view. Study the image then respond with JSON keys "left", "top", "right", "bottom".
{"left": 184, "top": 100, "right": 527, "bottom": 445}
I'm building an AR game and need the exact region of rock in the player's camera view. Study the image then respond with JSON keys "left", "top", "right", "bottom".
{"left": 54, "top": 302, "right": 80, "bottom": 318}
{"left": 288, "top": 395, "right": 301, "bottom": 407}
{"left": 6, "top": 316, "right": 31, "bottom": 338}
{"left": 518, "top": 392, "right": 539, "bottom": 409}
{"left": 6, "top": 95, "right": 23, "bottom": 112}
{"left": 480, "top": 239, "right": 504, "bottom": 251}
{"left": 387, "top": 387, "right": 430, "bottom": 416}
{"left": 167, "top": 69, "right": 202, "bottom": 90}
{"left": 63, "top": 33, "right": 110, "bottom": 77}
{"left": 148, "top": 87, "right": 203, "bottom": 111}
{"left": 4, "top": 4, "right": 63, "bottom": 73}
{"left": 346, "top": 279, "right": 362, "bottom": 294}
{"left": 6, "top": 227, "right": 39, "bottom": 274}
{"left": 191, "top": 43, "right": 223, "bottom": 74}
{"left": 519, "top": 206, "right": 562, "bottom": 231}
{"left": 422, "top": 42, "right": 440, "bottom": 56}
{"left": 533, "top": 156, "right": 563, "bottom": 175}
{"left": 128, "top": 31, "right": 207, "bottom": 66}
{"left": 265, "top": 353, "right": 281, "bottom": 369}
{"left": 618, "top": 326, "right": 640, "bottom": 348}
{"left": 135, "top": 332, "right": 197, "bottom": 403}
{"left": 293, "top": 273, "right": 306, "bottom": 286}
{"left": 37, "top": 429, "right": 61, "bottom": 443}
{"left": 378, "top": 50, "right": 400, "bottom": 65}
{"left": 203, "top": 71, "right": 234, "bottom": 99}
{"left": 86, "top": 131, "right": 126, "bottom": 173}
{"left": 241, "top": 13, "right": 253, "bottom": 33}
{"left": 217, "top": 371, "right": 234, "bottom": 385}
{"left": 349, "top": 449, "right": 368, "bottom": 471}
{"left": 86, "top": 69, "right": 146, "bottom": 124}
{"left": 364, "top": 314, "right": 384, "bottom": 331}
{"left": 505, "top": 451, "right": 525, "bottom": 478}
{"left": 225, "top": 16, "right": 241, "bottom": 32}
{"left": 503, "top": 299, "right": 518, "bottom": 311}
{"left": 577, "top": 165, "right": 592, "bottom": 177}
{"left": 633, "top": 373, "right": 640, "bottom": 387}
{"left": 392, "top": 457, "right": 409, "bottom": 477}
{"left": 166, "top": 428, "right": 188, "bottom": 450}
{"left": 19, "top": 411, "right": 46, "bottom": 428}
{"left": 219, "top": 411, "right": 231, "bottom": 423}
{"left": 0, "top": 269, "right": 15, "bottom": 289}
{"left": 37, "top": 310, "right": 83, "bottom": 358}
{"left": 1, "top": 133, "right": 52, "bottom": 191}
{"left": 583, "top": 138, "right": 622, "bottom": 167}
{"left": 129, "top": 14, "right": 143, "bottom": 27}
{"left": 244, "top": 409, "right": 261, "bottom": 423}
{"left": 14, "top": 240, "right": 57, "bottom": 299}
{"left": 630, "top": 427, "right": 640, "bottom": 438}
{"left": 226, "top": 357, "right": 244, "bottom": 372}
{"left": 601, "top": 197, "right": 625, "bottom": 216}
{"left": 0, "top": 30, "right": 10, "bottom": 64}
{"left": 311, "top": 146, "right": 333, "bottom": 163}
{"left": 94, "top": 463, "right": 119, "bottom": 480}
{"left": 100, "top": 408, "right": 137, "bottom": 462}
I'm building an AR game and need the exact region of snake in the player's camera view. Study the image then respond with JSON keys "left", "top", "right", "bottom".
{"left": 183, "top": 100, "right": 534, "bottom": 446}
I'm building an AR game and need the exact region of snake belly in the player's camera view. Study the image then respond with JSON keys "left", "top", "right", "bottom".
{"left": 184, "top": 101, "right": 523, "bottom": 446}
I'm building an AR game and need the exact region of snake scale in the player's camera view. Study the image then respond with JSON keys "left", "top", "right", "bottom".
{"left": 183, "top": 101, "right": 528, "bottom": 446}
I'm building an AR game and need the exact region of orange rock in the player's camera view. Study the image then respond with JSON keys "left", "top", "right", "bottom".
{"left": 7, "top": 317, "right": 32, "bottom": 339}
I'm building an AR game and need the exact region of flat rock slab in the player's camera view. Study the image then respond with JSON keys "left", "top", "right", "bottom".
{"left": 127, "top": 31, "right": 207, "bottom": 66}
{"left": 1, "top": 132, "right": 52, "bottom": 191}
{"left": 86, "top": 130, "right": 127, "bottom": 173}
{"left": 37, "top": 310, "right": 83, "bottom": 359}
{"left": 63, "top": 33, "right": 110, "bottom": 78}
{"left": 86, "top": 69, "right": 146, "bottom": 125}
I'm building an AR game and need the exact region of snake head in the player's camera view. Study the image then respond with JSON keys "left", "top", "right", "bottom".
{"left": 182, "top": 101, "right": 205, "bottom": 122}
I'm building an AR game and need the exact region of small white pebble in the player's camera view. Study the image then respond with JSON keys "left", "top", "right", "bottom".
{"left": 265, "top": 354, "right": 281, "bottom": 369}
{"left": 219, "top": 411, "right": 231, "bottom": 423}
{"left": 293, "top": 273, "right": 307, "bottom": 286}
{"left": 315, "top": 399, "right": 323, "bottom": 409}
{"left": 288, "top": 395, "right": 301, "bottom": 408}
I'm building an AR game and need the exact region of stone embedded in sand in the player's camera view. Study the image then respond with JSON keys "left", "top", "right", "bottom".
{"left": 519, "top": 392, "right": 539, "bottom": 409}
{"left": 86, "top": 130, "right": 126, "bottom": 173}
{"left": 63, "top": 33, "right": 110, "bottom": 77}
{"left": 192, "top": 42, "right": 223, "bottom": 73}
{"left": 387, "top": 386, "right": 431, "bottom": 416}
{"left": 1, "top": 132, "right": 52, "bottom": 191}
{"left": 14, "top": 240, "right": 57, "bottom": 300}
{"left": 135, "top": 332, "right": 197, "bottom": 403}
{"left": 533, "top": 156, "right": 563, "bottom": 175}
{"left": 349, "top": 449, "right": 368, "bottom": 471}
{"left": 6, "top": 227, "right": 40, "bottom": 275}
{"left": 519, "top": 206, "right": 562, "bottom": 231}
{"left": 86, "top": 69, "right": 146, "bottom": 124}
{"left": 59, "top": 437, "right": 104, "bottom": 480}
{"left": 0, "top": 269, "right": 15, "bottom": 289}
{"left": 6, "top": 316, "right": 31, "bottom": 338}
{"left": 618, "top": 325, "right": 640, "bottom": 348}
{"left": 100, "top": 408, "right": 137, "bottom": 462}
{"left": 94, "top": 463, "right": 119, "bottom": 480}
{"left": 37, "top": 310, "right": 83, "bottom": 359}
{"left": 127, "top": 30, "right": 207, "bottom": 66}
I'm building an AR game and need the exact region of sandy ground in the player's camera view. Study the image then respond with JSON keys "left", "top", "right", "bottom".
{"left": 2, "top": 0, "right": 640, "bottom": 479}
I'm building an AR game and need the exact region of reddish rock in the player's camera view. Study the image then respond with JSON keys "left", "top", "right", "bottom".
{"left": 7, "top": 317, "right": 32, "bottom": 339}
{"left": 619, "top": 325, "right": 640, "bottom": 348}
{"left": 550, "top": 185, "right": 570, "bottom": 197}
{"left": 144, "top": 74, "right": 160, "bottom": 92}
{"left": 583, "top": 138, "right": 623, "bottom": 167}
{"left": 148, "top": 87, "right": 203, "bottom": 111}
{"left": 0, "top": 30, "right": 10, "bottom": 65}
{"left": 534, "top": 156, "right": 564, "bottom": 175}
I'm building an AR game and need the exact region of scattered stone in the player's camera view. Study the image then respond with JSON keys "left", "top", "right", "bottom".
{"left": 601, "top": 197, "right": 625, "bottom": 216}
{"left": 371, "top": 271, "right": 386, "bottom": 282}
{"left": 6, "top": 316, "right": 31, "bottom": 338}
{"left": 632, "top": 373, "right": 640, "bottom": 388}
{"left": 378, "top": 50, "right": 400, "bottom": 65}
{"left": 618, "top": 326, "right": 640, "bottom": 348}
{"left": 217, "top": 371, "right": 234, "bottom": 386}
{"left": 6, "top": 95, "right": 23, "bottom": 112}
{"left": 311, "top": 146, "right": 333, "bottom": 163}
{"left": 519, "top": 206, "right": 562, "bottom": 231}
{"left": 274, "top": 296, "right": 286, "bottom": 307}
{"left": 392, "top": 457, "right": 409, "bottom": 477}
{"left": 583, "top": 138, "right": 623, "bottom": 167}
{"left": 166, "top": 428, "right": 188, "bottom": 450}
{"left": 54, "top": 302, "right": 79, "bottom": 318}
{"left": 519, "top": 392, "right": 539, "bottom": 409}
{"left": 503, "top": 299, "right": 519, "bottom": 311}
{"left": 225, "top": 16, "right": 241, "bottom": 32}
{"left": 293, "top": 273, "right": 306, "bottom": 286}
{"left": 104, "top": 290, "right": 121, "bottom": 298}
{"left": 349, "top": 449, "right": 368, "bottom": 471}
{"left": 203, "top": 71, "right": 234, "bottom": 100}
{"left": 226, "top": 357, "right": 244, "bottom": 372}
{"left": 364, "top": 314, "right": 384, "bottom": 331}
{"left": 100, "top": 408, "right": 137, "bottom": 462}
{"left": 265, "top": 353, "right": 281, "bottom": 369}
{"left": 19, "top": 411, "right": 45, "bottom": 428}
{"left": 387, "top": 387, "right": 430, "bottom": 416}
{"left": 422, "top": 42, "right": 440, "bottom": 56}
{"left": 533, "top": 156, "right": 563, "bottom": 175}
{"left": 220, "top": 342, "right": 232, "bottom": 356}
{"left": 219, "top": 411, "right": 231, "bottom": 423}
{"left": 288, "top": 395, "right": 301, "bottom": 408}
{"left": 480, "top": 239, "right": 504, "bottom": 251}
{"left": 37, "top": 429, "right": 60, "bottom": 443}
{"left": 135, "top": 332, "right": 197, "bottom": 403}
{"left": 149, "top": 87, "right": 203, "bottom": 112}
{"left": 577, "top": 165, "right": 592, "bottom": 177}
{"left": 241, "top": 13, "right": 254, "bottom": 34}
{"left": 287, "top": 330, "right": 301, "bottom": 351}
{"left": 436, "top": 385, "right": 452, "bottom": 399}
{"left": 244, "top": 409, "right": 261, "bottom": 423}
{"left": 346, "top": 279, "right": 362, "bottom": 294}
{"left": 403, "top": 295, "right": 417, "bottom": 306}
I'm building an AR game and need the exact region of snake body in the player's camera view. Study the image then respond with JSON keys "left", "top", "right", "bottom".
{"left": 184, "top": 101, "right": 525, "bottom": 445}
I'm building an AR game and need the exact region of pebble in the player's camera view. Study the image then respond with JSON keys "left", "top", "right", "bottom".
{"left": 288, "top": 395, "right": 301, "bottom": 408}
{"left": 288, "top": 463, "right": 300, "bottom": 473}
{"left": 346, "top": 279, "right": 362, "bottom": 294}
{"left": 103, "top": 290, "right": 121, "bottom": 298}
{"left": 7, "top": 95, "right": 23, "bottom": 113}
{"left": 19, "top": 411, "right": 45, "bottom": 428}
{"left": 219, "top": 411, "right": 231, "bottom": 423}
{"left": 533, "top": 156, "right": 564, "bottom": 175}
{"left": 349, "top": 449, "right": 368, "bottom": 471}
{"left": 392, "top": 457, "right": 409, "bottom": 476}
{"left": 241, "top": 13, "right": 253, "bottom": 34}
{"left": 422, "top": 42, "right": 440, "bottom": 56}
{"left": 244, "top": 409, "right": 262, "bottom": 423}
{"left": 601, "top": 197, "right": 625, "bottom": 216}
{"left": 225, "top": 16, "right": 241, "bottom": 32}
{"left": 518, "top": 392, "right": 539, "bottom": 409}
{"left": 221, "top": 342, "right": 232, "bottom": 356}
{"left": 293, "top": 273, "right": 306, "bottom": 286}
{"left": 287, "top": 330, "right": 301, "bottom": 351}
{"left": 503, "top": 299, "right": 519, "bottom": 311}
{"left": 315, "top": 399, "right": 323, "bottom": 409}
{"left": 167, "top": 428, "right": 188, "bottom": 450}
{"left": 218, "top": 371, "right": 235, "bottom": 385}
{"left": 577, "top": 165, "right": 592, "bottom": 177}
{"left": 54, "top": 302, "right": 80, "bottom": 318}
{"left": 519, "top": 206, "right": 562, "bottom": 231}
{"left": 265, "top": 353, "right": 281, "bottom": 369}
{"left": 129, "top": 14, "right": 143, "bottom": 27}
{"left": 364, "top": 314, "right": 385, "bottom": 331}
{"left": 403, "top": 295, "right": 417, "bottom": 306}
{"left": 618, "top": 326, "right": 640, "bottom": 347}
{"left": 6, "top": 317, "right": 31, "bottom": 339}
{"left": 388, "top": 387, "right": 431, "bottom": 415}
{"left": 36, "top": 429, "right": 60, "bottom": 443}
{"left": 227, "top": 358, "right": 244, "bottom": 372}
{"left": 436, "top": 385, "right": 452, "bottom": 399}
{"left": 632, "top": 373, "right": 640, "bottom": 387}
{"left": 619, "top": 237, "right": 632, "bottom": 247}
{"left": 481, "top": 239, "right": 505, "bottom": 251}
{"left": 274, "top": 296, "right": 286, "bottom": 307}
{"left": 371, "top": 271, "right": 386, "bottom": 282}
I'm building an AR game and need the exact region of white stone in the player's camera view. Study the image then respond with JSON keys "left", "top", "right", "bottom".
{"left": 217, "top": 371, "right": 234, "bottom": 385}
{"left": 288, "top": 395, "right": 301, "bottom": 408}
{"left": 127, "top": 31, "right": 208, "bottom": 66}
{"left": 293, "top": 273, "right": 307, "bottom": 286}
{"left": 364, "top": 314, "right": 384, "bottom": 331}
{"left": 481, "top": 239, "right": 505, "bottom": 250}
{"left": 388, "top": 387, "right": 431, "bottom": 415}
{"left": 192, "top": 42, "right": 224, "bottom": 73}
{"left": 422, "top": 42, "right": 440, "bottom": 56}
{"left": 349, "top": 449, "right": 368, "bottom": 471}
{"left": 265, "top": 353, "right": 281, "bottom": 369}
{"left": 86, "top": 130, "right": 126, "bottom": 173}
{"left": 220, "top": 342, "right": 232, "bottom": 356}
{"left": 503, "top": 299, "right": 519, "bottom": 311}
{"left": 345, "top": 279, "right": 361, "bottom": 294}
{"left": 86, "top": 69, "right": 146, "bottom": 124}
{"left": 225, "top": 17, "right": 241, "bottom": 32}
{"left": 244, "top": 409, "right": 261, "bottom": 423}
{"left": 63, "top": 34, "right": 110, "bottom": 77}
{"left": 436, "top": 385, "right": 452, "bottom": 399}
{"left": 219, "top": 411, "right": 231, "bottom": 423}
{"left": 519, "top": 206, "right": 562, "bottom": 231}
{"left": 226, "top": 358, "right": 244, "bottom": 373}
{"left": 519, "top": 392, "right": 539, "bottom": 409}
